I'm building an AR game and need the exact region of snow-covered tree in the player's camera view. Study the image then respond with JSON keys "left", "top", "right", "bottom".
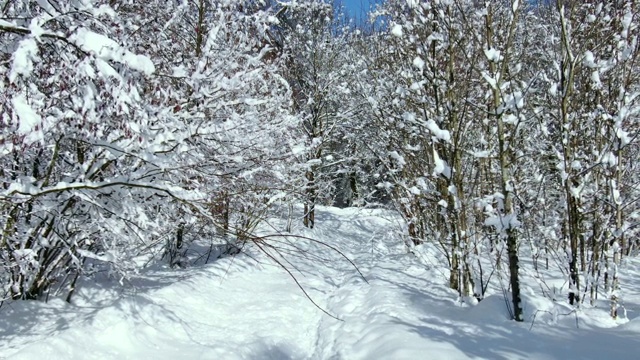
{"left": 0, "top": 0, "right": 296, "bottom": 300}
{"left": 535, "top": 0, "right": 639, "bottom": 313}
{"left": 273, "top": 0, "right": 366, "bottom": 227}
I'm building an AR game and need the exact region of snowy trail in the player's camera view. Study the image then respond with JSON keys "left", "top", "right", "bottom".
{"left": 2, "top": 206, "right": 640, "bottom": 359}
{"left": 3, "top": 257, "right": 321, "bottom": 359}
{"left": 307, "top": 210, "right": 471, "bottom": 359}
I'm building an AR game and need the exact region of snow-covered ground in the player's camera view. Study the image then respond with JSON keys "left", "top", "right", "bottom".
{"left": 2, "top": 206, "right": 640, "bottom": 359}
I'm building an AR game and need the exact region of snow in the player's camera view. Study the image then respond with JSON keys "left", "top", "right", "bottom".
{"left": 9, "top": 37, "right": 39, "bottom": 82}
{"left": 13, "top": 95, "right": 41, "bottom": 134}
{"left": 413, "top": 56, "right": 425, "bottom": 71}
{"left": 484, "top": 212, "right": 521, "bottom": 231}
{"left": 2, "top": 206, "right": 640, "bottom": 359}
{"left": 426, "top": 119, "right": 451, "bottom": 142}
{"left": 406, "top": 0, "right": 420, "bottom": 9}
{"left": 35, "top": 0, "right": 60, "bottom": 16}
{"left": 621, "top": 11, "right": 633, "bottom": 39}
{"left": 433, "top": 149, "right": 447, "bottom": 177}
{"left": 95, "top": 58, "right": 121, "bottom": 79}
{"left": 12, "top": 95, "right": 45, "bottom": 144}
{"left": 482, "top": 71, "right": 498, "bottom": 90}
{"left": 484, "top": 48, "right": 502, "bottom": 62}
{"left": 389, "top": 150, "right": 406, "bottom": 166}
{"left": 27, "top": 18, "right": 45, "bottom": 39}
{"left": 391, "top": 24, "right": 403, "bottom": 38}
{"left": 602, "top": 151, "right": 618, "bottom": 167}
{"left": 75, "top": 249, "right": 117, "bottom": 263}
{"left": 473, "top": 150, "right": 490, "bottom": 158}
{"left": 503, "top": 113, "right": 518, "bottom": 125}
{"left": 584, "top": 51, "right": 598, "bottom": 68}
{"left": 512, "top": 0, "right": 520, "bottom": 13}
{"left": 591, "top": 70, "right": 602, "bottom": 88}
{"left": 70, "top": 28, "right": 155, "bottom": 75}
{"left": 291, "top": 143, "right": 307, "bottom": 155}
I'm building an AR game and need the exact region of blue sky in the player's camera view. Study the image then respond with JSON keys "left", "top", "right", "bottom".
{"left": 341, "top": 0, "right": 380, "bottom": 20}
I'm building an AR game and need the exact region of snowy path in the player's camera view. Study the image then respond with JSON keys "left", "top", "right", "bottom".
{"left": 2, "top": 207, "right": 640, "bottom": 359}
{"left": 306, "top": 210, "right": 471, "bottom": 359}
{"left": 2, "top": 250, "right": 322, "bottom": 359}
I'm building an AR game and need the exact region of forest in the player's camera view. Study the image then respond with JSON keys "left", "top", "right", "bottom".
{"left": 1, "top": 0, "right": 639, "bottom": 332}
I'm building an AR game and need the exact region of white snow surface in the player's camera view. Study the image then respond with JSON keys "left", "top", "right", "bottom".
{"left": 2, "top": 206, "right": 640, "bottom": 359}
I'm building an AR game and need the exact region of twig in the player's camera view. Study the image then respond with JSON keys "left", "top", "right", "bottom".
{"left": 253, "top": 240, "right": 343, "bottom": 321}
{"left": 256, "top": 233, "right": 369, "bottom": 284}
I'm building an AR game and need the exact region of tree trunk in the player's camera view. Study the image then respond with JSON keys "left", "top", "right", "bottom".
{"left": 303, "top": 170, "right": 316, "bottom": 229}
{"left": 485, "top": 1, "right": 523, "bottom": 321}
